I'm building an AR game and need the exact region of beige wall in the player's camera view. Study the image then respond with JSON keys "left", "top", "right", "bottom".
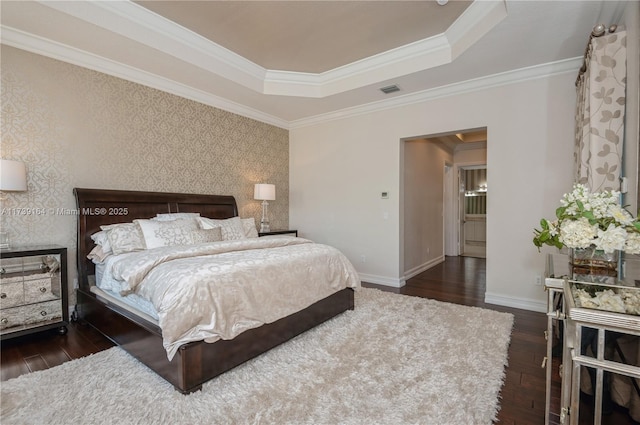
{"left": 0, "top": 47, "right": 289, "bottom": 300}
{"left": 402, "top": 139, "right": 452, "bottom": 276}
{"left": 290, "top": 72, "right": 577, "bottom": 311}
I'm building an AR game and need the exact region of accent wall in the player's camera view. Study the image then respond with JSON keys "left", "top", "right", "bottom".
{"left": 0, "top": 46, "right": 290, "bottom": 302}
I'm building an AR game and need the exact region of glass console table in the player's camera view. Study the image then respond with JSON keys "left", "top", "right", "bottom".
{"left": 545, "top": 264, "right": 640, "bottom": 425}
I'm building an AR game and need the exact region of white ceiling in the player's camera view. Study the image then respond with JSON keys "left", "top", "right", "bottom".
{"left": 0, "top": 1, "right": 629, "bottom": 128}
{"left": 135, "top": 1, "right": 474, "bottom": 74}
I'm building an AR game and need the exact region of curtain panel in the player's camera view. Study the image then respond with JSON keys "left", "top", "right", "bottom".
{"left": 574, "top": 30, "right": 627, "bottom": 192}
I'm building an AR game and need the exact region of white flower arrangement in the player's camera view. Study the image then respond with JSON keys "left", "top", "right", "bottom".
{"left": 574, "top": 287, "right": 640, "bottom": 316}
{"left": 533, "top": 184, "right": 640, "bottom": 254}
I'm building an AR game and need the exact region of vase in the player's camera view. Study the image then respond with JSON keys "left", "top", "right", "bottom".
{"left": 569, "top": 246, "right": 619, "bottom": 283}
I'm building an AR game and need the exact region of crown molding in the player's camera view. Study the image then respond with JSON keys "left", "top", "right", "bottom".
{"left": 289, "top": 57, "right": 582, "bottom": 129}
{"left": 34, "top": 0, "right": 267, "bottom": 92}
{"left": 263, "top": 35, "right": 452, "bottom": 98}
{"left": 1, "top": 26, "right": 289, "bottom": 129}
{"left": 446, "top": 0, "right": 508, "bottom": 59}
{"left": 2, "top": 21, "right": 581, "bottom": 131}
{"left": 264, "top": 0, "right": 507, "bottom": 97}
{"left": 32, "top": 0, "right": 506, "bottom": 98}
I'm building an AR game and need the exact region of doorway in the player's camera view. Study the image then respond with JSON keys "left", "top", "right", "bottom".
{"left": 459, "top": 166, "right": 487, "bottom": 258}
{"left": 401, "top": 127, "right": 487, "bottom": 281}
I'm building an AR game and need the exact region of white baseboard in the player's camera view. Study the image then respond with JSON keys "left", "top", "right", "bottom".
{"left": 484, "top": 292, "right": 546, "bottom": 313}
{"left": 358, "top": 273, "right": 405, "bottom": 288}
{"left": 403, "top": 256, "right": 445, "bottom": 281}
{"left": 359, "top": 256, "right": 445, "bottom": 288}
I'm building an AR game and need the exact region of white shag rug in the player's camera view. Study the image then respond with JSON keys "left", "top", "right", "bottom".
{"left": 1, "top": 288, "right": 514, "bottom": 425}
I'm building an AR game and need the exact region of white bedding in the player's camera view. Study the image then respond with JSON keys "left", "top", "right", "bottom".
{"left": 98, "top": 237, "right": 360, "bottom": 360}
{"left": 90, "top": 285, "right": 159, "bottom": 323}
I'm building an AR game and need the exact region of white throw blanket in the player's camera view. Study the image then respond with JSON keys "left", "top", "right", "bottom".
{"left": 104, "top": 237, "right": 360, "bottom": 360}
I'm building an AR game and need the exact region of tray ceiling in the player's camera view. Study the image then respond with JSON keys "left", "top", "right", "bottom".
{"left": 0, "top": 1, "right": 628, "bottom": 126}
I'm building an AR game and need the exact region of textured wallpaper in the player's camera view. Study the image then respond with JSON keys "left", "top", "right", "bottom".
{"left": 1, "top": 46, "right": 289, "bottom": 300}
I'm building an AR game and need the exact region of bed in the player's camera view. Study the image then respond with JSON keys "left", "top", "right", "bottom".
{"left": 74, "top": 188, "right": 358, "bottom": 394}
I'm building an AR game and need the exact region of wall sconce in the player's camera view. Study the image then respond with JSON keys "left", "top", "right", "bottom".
{"left": 254, "top": 183, "right": 275, "bottom": 233}
{"left": 0, "top": 159, "right": 28, "bottom": 250}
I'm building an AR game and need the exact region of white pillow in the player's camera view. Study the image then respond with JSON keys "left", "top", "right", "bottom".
{"left": 242, "top": 218, "right": 258, "bottom": 238}
{"left": 100, "top": 223, "right": 146, "bottom": 255}
{"left": 91, "top": 230, "right": 112, "bottom": 254}
{"left": 153, "top": 212, "right": 201, "bottom": 222}
{"left": 197, "top": 216, "right": 246, "bottom": 241}
{"left": 135, "top": 218, "right": 200, "bottom": 249}
{"left": 87, "top": 245, "right": 110, "bottom": 264}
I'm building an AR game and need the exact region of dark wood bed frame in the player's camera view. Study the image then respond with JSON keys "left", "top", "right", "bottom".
{"left": 74, "top": 188, "right": 354, "bottom": 394}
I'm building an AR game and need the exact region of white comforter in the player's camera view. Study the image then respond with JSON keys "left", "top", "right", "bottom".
{"left": 101, "top": 237, "right": 360, "bottom": 360}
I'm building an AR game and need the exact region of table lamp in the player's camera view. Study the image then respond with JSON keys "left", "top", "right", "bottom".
{"left": 254, "top": 183, "right": 275, "bottom": 233}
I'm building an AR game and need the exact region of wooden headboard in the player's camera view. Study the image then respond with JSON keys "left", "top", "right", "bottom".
{"left": 74, "top": 188, "right": 238, "bottom": 290}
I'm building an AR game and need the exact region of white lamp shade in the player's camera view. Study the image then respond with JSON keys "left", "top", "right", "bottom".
{"left": 254, "top": 183, "right": 275, "bottom": 201}
{"left": 0, "top": 159, "right": 27, "bottom": 191}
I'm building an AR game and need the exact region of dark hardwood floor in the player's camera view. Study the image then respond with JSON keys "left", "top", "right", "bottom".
{"left": 1, "top": 256, "right": 637, "bottom": 424}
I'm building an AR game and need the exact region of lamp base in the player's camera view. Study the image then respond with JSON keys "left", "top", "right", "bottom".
{"left": 0, "top": 231, "right": 9, "bottom": 250}
{"left": 259, "top": 200, "right": 270, "bottom": 233}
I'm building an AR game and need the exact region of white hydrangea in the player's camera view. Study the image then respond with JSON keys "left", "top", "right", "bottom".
{"left": 625, "top": 232, "right": 640, "bottom": 255}
{"left": 595, "top": 223, "right": 627, "bottom": 253}
{"left": 559, "top": 217, "right": 598, "bottom": 248}
{"left": 574, "top": 287, "right": 640, "bottom": 315}
{"left": 620, "top": 289, "right": 640, "bottom": 315}
{"left": 536, "top": 184, "right": 640, "bottom": 254}
{"left": 608, "top": 204, "right": 634, "bottom": 226}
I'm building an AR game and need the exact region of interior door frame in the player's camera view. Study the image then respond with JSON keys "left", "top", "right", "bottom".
{"left": 451, "top": 162, "right": 486, "bottom": 256}
{"left": 444, "top": 163, "right": 456, "bottom": 256}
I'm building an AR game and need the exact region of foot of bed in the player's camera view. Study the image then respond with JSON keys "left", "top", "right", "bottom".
{"left": 178, "top": 384, "right": 202, "bottom": 395}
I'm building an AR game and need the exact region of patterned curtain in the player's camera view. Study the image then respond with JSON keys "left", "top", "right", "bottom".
{"left": 574, "top": 29, "right": 627, "bottom": 191}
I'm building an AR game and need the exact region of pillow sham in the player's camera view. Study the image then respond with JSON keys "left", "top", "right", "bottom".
{"left": 100, "top": 223, "right": 146, "bottom": 255}
{"left": 87, "top": 245, "right": 110, "bottom": 264}
{"left": 197, "top": 216, "right": 246, "bottom": 241}
{"left": 191, "top": 227, "right": 223, "bottom": 244}
{"left": 135, "top": 218, "right": 200, "bottom": 249}
{"left": 90, "top": 230, "right": 112, "bottom": 254}
{"left": 153, "top": 212, "right": 201, "bottom": 222}
{"left": 242, "top": 218, "right": 259, "bottom": 238}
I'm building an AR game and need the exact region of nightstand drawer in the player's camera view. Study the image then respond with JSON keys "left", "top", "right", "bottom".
{"left": 0, "top": 306, "right": 24, "bottom": 330}
{"left": 24, "top": 277, "right": 57, "bottom": 304}
{"left": 0, "top": 281, "right": 24, "bottom": 308}
{"left": 22, "top": 300, "right": 62, "bottom": 326}
{"left": 0, "top": 301, "right": 63, "bottom": 330}
{"left": 0, "top": 257, "right": 23, "bottom": 281}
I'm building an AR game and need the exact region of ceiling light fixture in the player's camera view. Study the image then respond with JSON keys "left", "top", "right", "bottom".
{"left": 437, "top": 0, "right": 449, "bottom": 5}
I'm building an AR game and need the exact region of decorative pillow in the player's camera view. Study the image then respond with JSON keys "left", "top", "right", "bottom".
{"left": 100, "top": 224, "right": 144, "bottom": 255}
{"left": 197, "top": 216, "right": 246, "bottom": 241}
{"left": 87, "top": 245, "right": 110, "bottom": 264}
{"left": 90, "top": 230, "right": 112, "bottom": 254}
{"left": 153, "top": 212, "right": 201, "bottom": 222}
{"left": 100, "top": 223, "right": 146, "bottom": 255}
{"left": 135, "top": 218, "right": 200, "bottom": 249}
{"left": 242, "top": 218, "right": 258, "bottom": 238}
{"left": 190, "top": 227, "right": 223, "bottom": 244}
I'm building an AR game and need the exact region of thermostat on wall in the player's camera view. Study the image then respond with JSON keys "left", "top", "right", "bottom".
{"left": 381, "top": 192, "right": 389, "bottom": 199}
